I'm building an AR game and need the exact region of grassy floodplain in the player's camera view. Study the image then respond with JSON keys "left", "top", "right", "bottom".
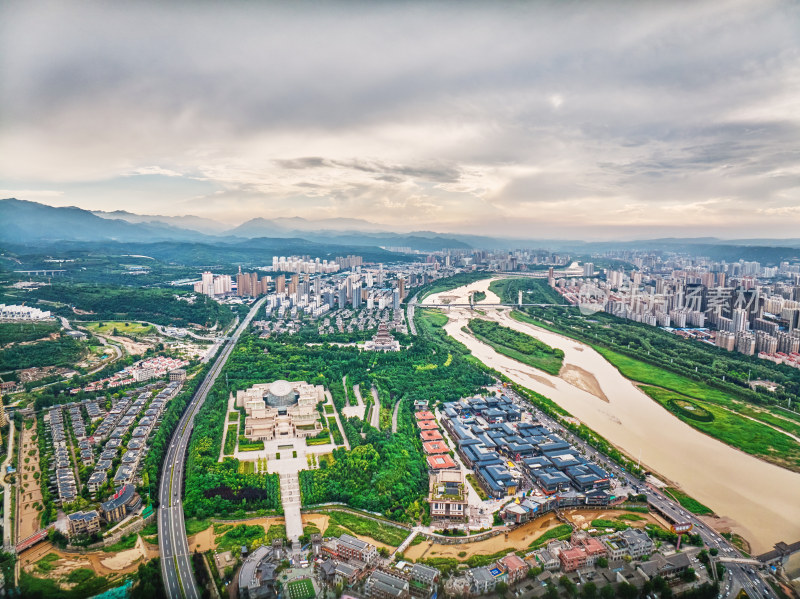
{"left": 641, "top": 385, "right": 800, "bottom": 471}
{"left": 467, "top": 318, "right": 564, "bottom": 376}
{"left": 663, "top": 487, "right": 714, "bottom": 516}
{"left": 507, "top": 304, "right": 800, "bottom": 472}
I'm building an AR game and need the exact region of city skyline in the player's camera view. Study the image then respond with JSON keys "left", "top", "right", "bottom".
{"left": 2, "top": 1, "right": 799, "bottom": 240}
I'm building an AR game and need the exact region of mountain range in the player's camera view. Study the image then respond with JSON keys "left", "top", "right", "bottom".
{"left": 3, "top": 199, "right": 800, "bottom": 261}
{"left": 2, "top": 199, "right": 478, "bottom": 250}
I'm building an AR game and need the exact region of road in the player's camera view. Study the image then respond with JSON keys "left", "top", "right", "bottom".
{"left": 370, "top": 386, "right": 381, "bottom": 429}
{"left": 407, "top": 295, "right": 418, "bottom": 336}
{"left": 2, "top": 422, "right": 15, "bottom": 550}
{"left": 159, "top": 298, "right": 265, "bottom": 599}
{"left": 501, "top": 385, "right": 779, "bottom": 599}
{"left": 391, "top": 399, "right": 400, "bottom": 433}
{"left": 326, "top": 390, "right": 351, "bottom": 451}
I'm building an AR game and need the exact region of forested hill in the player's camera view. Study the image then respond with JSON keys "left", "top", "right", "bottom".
{"left": 0, "top": 237, "right": 412, "bottom": 267}
{"left": 19, "top": 284, "right": 235, "bottom": 328}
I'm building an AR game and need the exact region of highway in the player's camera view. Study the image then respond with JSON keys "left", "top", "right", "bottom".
{"left": 504, "top": 386, "right": 780, "bottom": 599}
{"left": 159, "top": 298, "right": 265, "bottom": 599}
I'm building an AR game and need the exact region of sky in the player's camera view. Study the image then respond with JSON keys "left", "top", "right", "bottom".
{"left": 1, "top": 0, "right": 799, "bottom": 240}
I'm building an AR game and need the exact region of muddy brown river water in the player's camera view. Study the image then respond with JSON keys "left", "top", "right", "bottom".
{"left": 422, "top": 279, "right": 800, "bottom": 553}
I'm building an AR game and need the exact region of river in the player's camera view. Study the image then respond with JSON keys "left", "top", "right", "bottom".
{"left": 422, "top": 278, "right": 800, "bottom": 554}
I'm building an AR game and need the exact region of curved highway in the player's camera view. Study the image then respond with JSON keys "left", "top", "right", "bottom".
{"left": 159, "top": 298, "right": 265, "bottom": 598}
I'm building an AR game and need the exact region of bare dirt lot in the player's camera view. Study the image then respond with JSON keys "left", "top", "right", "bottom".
{"left": 403, "top": 509, "right": 668, "bottom": 562}
{"left": 104, "top": 334, "right": 152, "bottom": 356}
{"left": 188, "top": 516, "right": 287, "bottom": 552}
{"left": 19, "top": 535, "right": 156, "bottom": 583}
{"left": 17, "top": 420, "right": 43, "bottom": 540}
{"left": 404, "top": 514, "right": 564, "bottom": 561}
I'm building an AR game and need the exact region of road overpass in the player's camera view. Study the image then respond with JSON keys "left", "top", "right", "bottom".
{"left": 159, "top": 297, "right": 265, "bottom": 599}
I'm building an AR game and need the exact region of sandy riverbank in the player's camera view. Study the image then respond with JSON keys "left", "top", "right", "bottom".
{"left": 422, "top": 278, "right": 800, "bottom": 553}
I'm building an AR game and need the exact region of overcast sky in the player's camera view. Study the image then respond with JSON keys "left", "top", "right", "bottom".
{"left": 1, "top": 1, "right": 799, "bottom": 240}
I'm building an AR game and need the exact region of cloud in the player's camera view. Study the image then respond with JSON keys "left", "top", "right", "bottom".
{"left": 0, "top": 0, "right": 799, "bottom": 239}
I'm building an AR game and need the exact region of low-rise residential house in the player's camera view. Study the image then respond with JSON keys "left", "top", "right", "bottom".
{"left": 560, "top": 546, "right": 589, "bottom": 572}
{"left": 87, "top": 470, "right": 107, "bottom": 493}
{"left": 100, "top": 484, "right": 141, "bottom": 523}
{"left": 113, "top": 464, "right": 134, "bottom": 486}
{"left": 67, "top": 510, "right": 100, "bottom": 537}
{"left": 529, "top": 548, "right": 561, "bottom": 571}
{"left": 499, "top": 554, "right": 528, "bottom": 585}
{"left": 573, "top": 532, "right": 608, "bottom": 565}
{"left": 409, "top": 563, "right": 439, "bottom": 598}
{"left": 468, "top": 566, "right": 498, "bottom": 595}
{"left": 601, "top": 529, "right": 655, "bottom": 560}
{"left": 334, "top": 561, "right": 362, "bottom": 586}
{"left": 334, "top": 533, "right": 378, "bottom": 565}
{"left": 364, "top": 569, "right": 410, "bottom": 598}
{"left": 639, "top": 552, "right": 691, "bottom": 580}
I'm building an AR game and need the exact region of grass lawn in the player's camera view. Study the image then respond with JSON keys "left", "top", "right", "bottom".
{"left": 35, "top": 552, "right": 59, "bottom": 573}
{"left": 775, "top": 407, "right": 800, "bottom": 424}
{"left": 595, "top": 347, "right": 733, "bottom": 403}
{"left": 664, "top": 487, "right": 714, "bottom": 516}
{"left": 528, "top": 524, "right": 573, "bottom": 549}
{"left": 617, "top": 513, "right": 645, "bottom": 521}
{"left": 102, "top": 533, "right": 138, "bottom": 552}
{"left": 216, "top": 524, "right": 267, "bottom": 552}
{"left": 465, "top": 473, "right": 487, "bottom": 500}
{"left": 321, "top": 510, "right": 409, "bottom": 546}
{"left": 734, "top": 404, "right": 800, "bottom": 438}
{"left": 185, "top": 518, "right": 211, "bottom": 536}
{"left": 642, "top": 386, "right": 800, "bottom": 471}
{"left": 287, "top": 578, "right": 316, "bottom": 599}
{"left": 418, "top": 308, "right": 449, "bottom": 329}
{"left": 84, "top": 321, "right": 154, "bottom": 335}
{"left": 306, "top": 433, "right": 331, "bottom": 446}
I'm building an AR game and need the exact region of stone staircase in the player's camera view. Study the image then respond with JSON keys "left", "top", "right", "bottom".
{"left": 279, "top": 473, "right": 304, "bottom": 544}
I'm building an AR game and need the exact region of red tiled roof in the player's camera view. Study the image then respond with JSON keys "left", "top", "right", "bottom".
{"left": 427, "top": 455, "right": 457, "bottom": 470}
{"left": 418, "top": 420, "right": 438, "bottom": 430}
{"left": 415, "top": 411, "right": 436, "bottom": 421}
{"left": 420, "top": 429, "right": 443, "bottom": 441}
{"left": 422, "top": 441, "right": 449, "bottom": 454}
